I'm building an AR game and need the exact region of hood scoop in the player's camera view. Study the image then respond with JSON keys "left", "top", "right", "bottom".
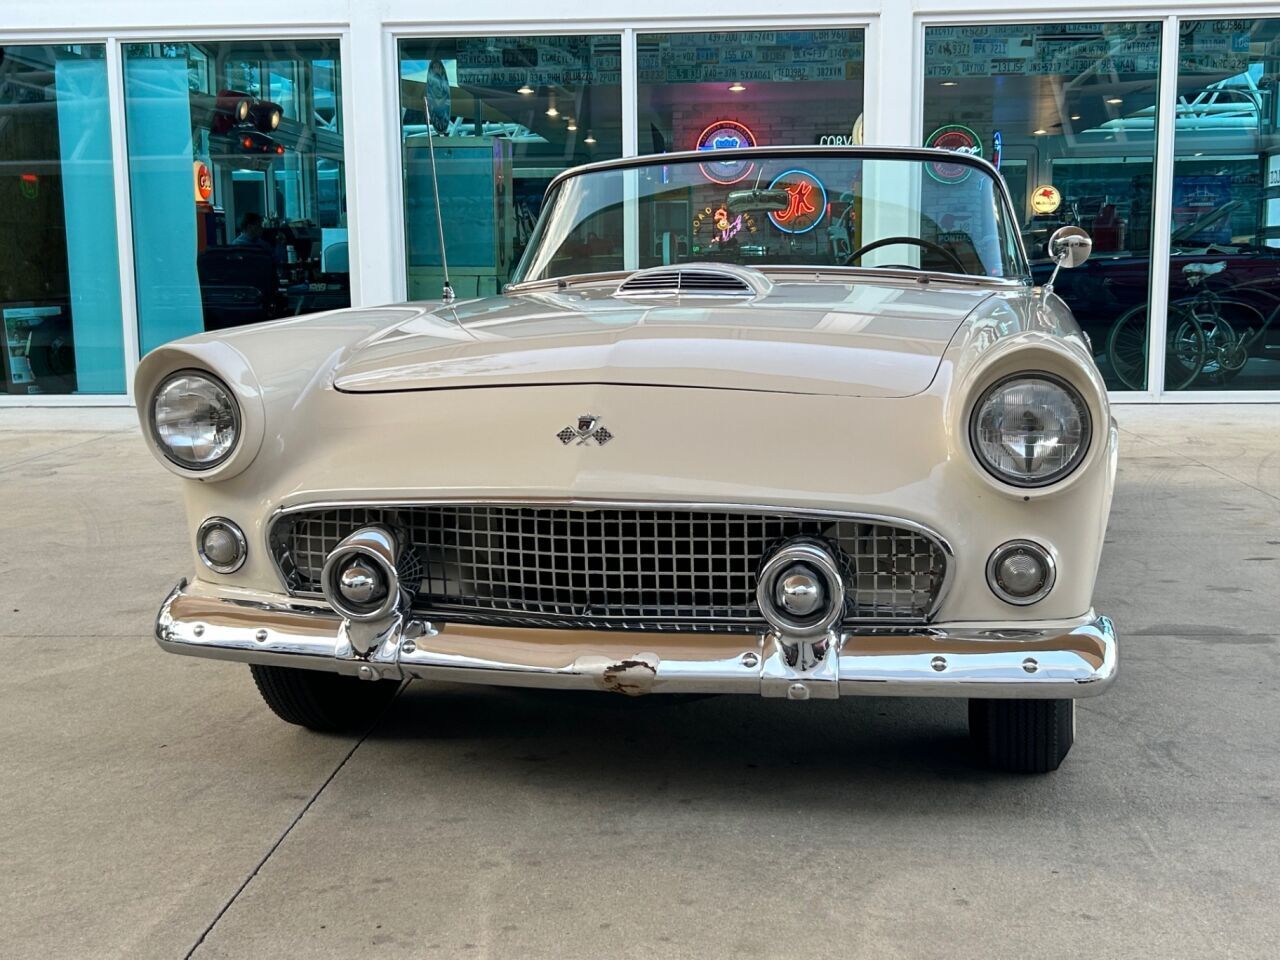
{"left": 614, "top": 263, "right": 771, "bottom": 299}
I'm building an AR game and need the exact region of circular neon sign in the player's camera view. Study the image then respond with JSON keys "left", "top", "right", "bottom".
{"left": 695, "top": 120, "right": 758, "bottom": 185}
{"left": 924, "top": 124, "right": 982, "bottom": 183}
{"left": 766, "top": 169, "right": 827, "bottom": 235}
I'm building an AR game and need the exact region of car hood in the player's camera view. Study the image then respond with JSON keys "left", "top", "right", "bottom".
{"left": 332, "top": 279, "right": 1001, "bottom": 399}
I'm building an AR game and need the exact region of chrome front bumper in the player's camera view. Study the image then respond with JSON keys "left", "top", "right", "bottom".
{"left": 155, "top": 580, "right": 1117, "bottom": 700}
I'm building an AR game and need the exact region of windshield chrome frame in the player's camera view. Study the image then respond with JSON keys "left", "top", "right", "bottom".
{"left": 507, "top": 145, "right": 1033, "bottom": 291}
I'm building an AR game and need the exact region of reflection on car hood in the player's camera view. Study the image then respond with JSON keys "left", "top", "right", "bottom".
{"left": 332, "top": 279, "right": 1001, "bottom": 399}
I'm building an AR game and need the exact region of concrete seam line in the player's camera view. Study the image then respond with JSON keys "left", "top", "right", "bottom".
{"left": 183, "top": 678, "right": 409, "bottom": 959}
{"left": 0, "top": 433, "right": 114, "bottom": 475}
{"left": 1120, "top": 427, "right": 1280, "bottom": 506}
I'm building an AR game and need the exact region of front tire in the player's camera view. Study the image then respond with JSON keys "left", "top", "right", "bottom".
{"left": 250, "top": 664, "right": 400, "bottom": 732}
{"left": 969, "top": 698, "right": 1075, "bottom": 773}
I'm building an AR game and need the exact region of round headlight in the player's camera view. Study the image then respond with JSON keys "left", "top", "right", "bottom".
{"left": 151, "top": 371, "right": 240, "bottom": 470}
{"left": 970, "top": 373, "right": 1091, "bottom": 487}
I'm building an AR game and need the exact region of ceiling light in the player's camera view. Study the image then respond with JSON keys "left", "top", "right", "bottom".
{"left": 940, "top": 81, "right": 958, "bottom": 87}
{"left": 584, "top": 131, "right": 597, "bottom": 145}
{"left": 728, "top": 81, "right": 746, "bottom": 93}
{"left": 1106, "top": 97, "right": 1123, "bottom": 105}
{"left": 517, "top": 82, "right": 534, "bottom": 95}
{"left": 566, "top": 120, "right": 578, "bottom": 131}
{"left": 1070, "top": 114, "right": 1081, "bottom": 120}
{"left": 546, "top": 105, "right": 559, "bottom": 117}
{"left": 1033, "top": 128, "right": 1048, "bottom": 135}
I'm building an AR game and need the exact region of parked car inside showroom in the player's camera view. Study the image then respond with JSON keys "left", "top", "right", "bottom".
{"left": 137, "top": 146, "right": 1117, "bottom": 773}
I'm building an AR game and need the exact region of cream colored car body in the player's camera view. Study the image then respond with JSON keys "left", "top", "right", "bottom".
{"left": 138, "top": 150, "right": 1117, "bottom": 711}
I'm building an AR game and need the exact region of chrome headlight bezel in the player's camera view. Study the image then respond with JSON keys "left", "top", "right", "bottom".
{"left": 149, "top": 369, "right": 242, "bottom": 472}
{"left": 968, "top": 371, "right": 1093, "bottom": 489}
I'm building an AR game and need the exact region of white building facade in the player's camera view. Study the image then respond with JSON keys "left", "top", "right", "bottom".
{"left": 5, "top": 0, "right": 1280, "bottom": 405}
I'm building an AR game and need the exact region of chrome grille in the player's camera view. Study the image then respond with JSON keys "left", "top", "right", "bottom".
{"left": 271, "top": 504, "right": 949, "bottom": 631}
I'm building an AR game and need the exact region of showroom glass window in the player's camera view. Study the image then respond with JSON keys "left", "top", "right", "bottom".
{"left": 923, "top": 23, "right": 1162, "bottom": 391}
{"left": 0, "top": 44, "right": 125, "bottom": 395}
{"left": 397, "top": 36, "right": 623, "bottom": 300}
{"left": 122, "top": 40, "right": 349, "bottom": 354}
{"left": 1165, "top": 20, "right": 1280, "bottom": 392}
{"left": 636, "top": 30, "right": 865, "bottom": 267}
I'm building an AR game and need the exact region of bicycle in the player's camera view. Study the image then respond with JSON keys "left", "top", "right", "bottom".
{"left": 1106, "top": 261, "right": 1271, "bottom": 391}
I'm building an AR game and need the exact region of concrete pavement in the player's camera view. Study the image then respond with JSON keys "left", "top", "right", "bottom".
{"left": 1, "top": 404, "right": 1277, "bottom": 958}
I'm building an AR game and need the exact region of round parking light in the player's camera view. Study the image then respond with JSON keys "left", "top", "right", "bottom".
{"left": 986, "top": 540, "right": 1056, "bottom": 605}
{"left": 197, "top": 518, "right": 247, "bottom": 574}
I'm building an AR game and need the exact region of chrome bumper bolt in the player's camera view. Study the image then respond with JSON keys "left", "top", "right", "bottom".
{"left": 1022, "top": 657, "right": 1039, "bottom": 674}
{"left": 740, "top": 651, "right": 759, "bottom": 668}
{"left": 930, "top": 656, "right": 947, "bottom": 672}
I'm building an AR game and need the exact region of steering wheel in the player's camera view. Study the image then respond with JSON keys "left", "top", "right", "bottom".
{"left": 843, "top": 236, "right": 968, "bottom": 274}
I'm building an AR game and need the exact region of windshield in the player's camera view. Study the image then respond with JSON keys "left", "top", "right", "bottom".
{"left": 512, "top": 150, "right": 1027, "bottom": 284}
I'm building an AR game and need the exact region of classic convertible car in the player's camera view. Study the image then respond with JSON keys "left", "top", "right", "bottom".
{"left": 138, "top": 146, "right": 1117, "bottom": 773}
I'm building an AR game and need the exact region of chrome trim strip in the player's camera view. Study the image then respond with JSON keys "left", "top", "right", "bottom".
{"left": 264, "top": 498, "right": 957, "bottom": 625}
{"left": 550, "top": 143, "right": 1009, "bottom": 182}
{"left": 154, "top": 581, "right": 1116, "bottom": 699}
{"left": 509, "top": 265, "right": 1027, "bottom": 295}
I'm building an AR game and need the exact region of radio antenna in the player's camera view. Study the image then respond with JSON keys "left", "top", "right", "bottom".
{"left": 424, "top": 60, "right": 455, "bottom": 304}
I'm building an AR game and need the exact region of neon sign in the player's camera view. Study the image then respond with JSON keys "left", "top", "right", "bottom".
{"left": 767, "top": 170, "right": 827, "bottom": 235}
{"left": 695, "top": 120, "right": 758, "bottom": 185}
{"left": 924, "top": 124, "right": 982, "bottom": 183}
{"left": 692, "top": 206, "right": 759, "bottom": 247}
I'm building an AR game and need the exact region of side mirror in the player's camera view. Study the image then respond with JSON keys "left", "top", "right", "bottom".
{"left": 1047, "top": 226, "right": 1092, "bottom": 269}
{"left": 1043, "top": 226, "right": 1092, "bottom": 298}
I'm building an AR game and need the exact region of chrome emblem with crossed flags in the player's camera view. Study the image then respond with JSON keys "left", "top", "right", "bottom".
{"left": 557, "top": 414, "right": 614, "bottom": 447}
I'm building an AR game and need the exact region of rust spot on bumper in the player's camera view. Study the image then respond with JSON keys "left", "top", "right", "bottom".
{"left": 601, "top": 657, "right": 659, "bottom": 696}
{"left": 571, "top": 653, "right": 660, "bottom": 695}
